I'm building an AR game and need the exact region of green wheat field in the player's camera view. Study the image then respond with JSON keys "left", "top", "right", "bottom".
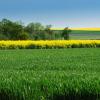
{"left": 0, "top": 48, "right": 100, "bottom": 100}
{"left": 70, "top": 30, "right": 100, "bottom": 39}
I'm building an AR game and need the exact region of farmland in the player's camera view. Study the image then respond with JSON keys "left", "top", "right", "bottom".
{"left": 51, "top": 28, "right": 100, "bottom": 40}
{"left": 70, "top": 30, "right": 100, "bottom": 39}
{"left": 0, "top": 48, "right": 100, "bottom": 100}
{"left": 0, "top": 40, "right": 100, "bottom": 49}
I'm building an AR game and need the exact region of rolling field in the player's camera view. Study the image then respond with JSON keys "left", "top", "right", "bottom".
{"left": 70, "top": 30, "right": 100, "bottom": 40}
{"left": 0, "top": 49, "right": 100, "bottom": 100}
{"left": 52, "top": 29, "right": 100, "bottom": 40}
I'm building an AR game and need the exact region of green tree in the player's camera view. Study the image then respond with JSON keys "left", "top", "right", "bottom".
{"left": 0, "top": 19, "right": 29, "bottom": 40}
{"left": 62, "top": 27, "right": 71, "bottom": 40}
{"left": 18, "top": 32, "right": 29, "bottom": 40}
{"left": 45, "top": 25, "right": 54, "bottom": 40}
{"left": 25, "top": 22, "right": 44, "bottom": 34}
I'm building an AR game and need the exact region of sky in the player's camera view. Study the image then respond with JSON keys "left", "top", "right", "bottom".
{"left": 0, "top": 0, "right": 100, "bottom": 28}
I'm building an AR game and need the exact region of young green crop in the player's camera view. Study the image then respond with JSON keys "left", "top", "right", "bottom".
{"left": 0, "top": 49, "right": 100, "bottom": 100}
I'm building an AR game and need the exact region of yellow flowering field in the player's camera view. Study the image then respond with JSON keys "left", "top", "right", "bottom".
{"left": 51, "top": 27, "right": 100, "bottom": 31}
{"left": 0, "top": 40, "right": 100, "bottom": 49}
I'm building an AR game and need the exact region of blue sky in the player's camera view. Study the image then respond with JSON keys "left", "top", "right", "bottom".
{"left": 0, "top": 0, "right": 100, "bottom": 28}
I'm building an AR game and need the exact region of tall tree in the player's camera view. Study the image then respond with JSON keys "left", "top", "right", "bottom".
{"left": 0, "top": 19, "right": 29, "bottom": 40}
{"left": 25, "top": 22, "right": 44, "bottom": 34}
{"left": 45, "top": 25, "right": 53, "bottom": 40}
{"left": 62, "top": 27, "right": 71, "bottom": 40}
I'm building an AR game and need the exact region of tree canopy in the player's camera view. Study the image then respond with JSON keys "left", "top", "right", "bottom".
{"left": 0, "top": 19, "right": 71, "bottom": 40}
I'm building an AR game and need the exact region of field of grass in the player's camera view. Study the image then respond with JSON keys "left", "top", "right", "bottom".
{"left": 0, "top": 49, "right": 100, "bottom": 100}
{"left": 70, "top": 30, "right": 100, "bottom": 40}
{"left": 52, "top": 30, "right": 100, "bottom": 40}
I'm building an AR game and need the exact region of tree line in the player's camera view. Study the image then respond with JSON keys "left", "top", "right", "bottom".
{"left": 0, "top": 19, "right": 71, "bottom": 40}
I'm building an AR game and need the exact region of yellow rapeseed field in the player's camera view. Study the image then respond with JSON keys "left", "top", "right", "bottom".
{"left": 0, "top": 40, "right": 100, "bottom": 49}
{"left": 71, "top": 28, "right": 100, "bottom": 31}
{"left": 51, "top": 27, "right": 100, "bottom": 31}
